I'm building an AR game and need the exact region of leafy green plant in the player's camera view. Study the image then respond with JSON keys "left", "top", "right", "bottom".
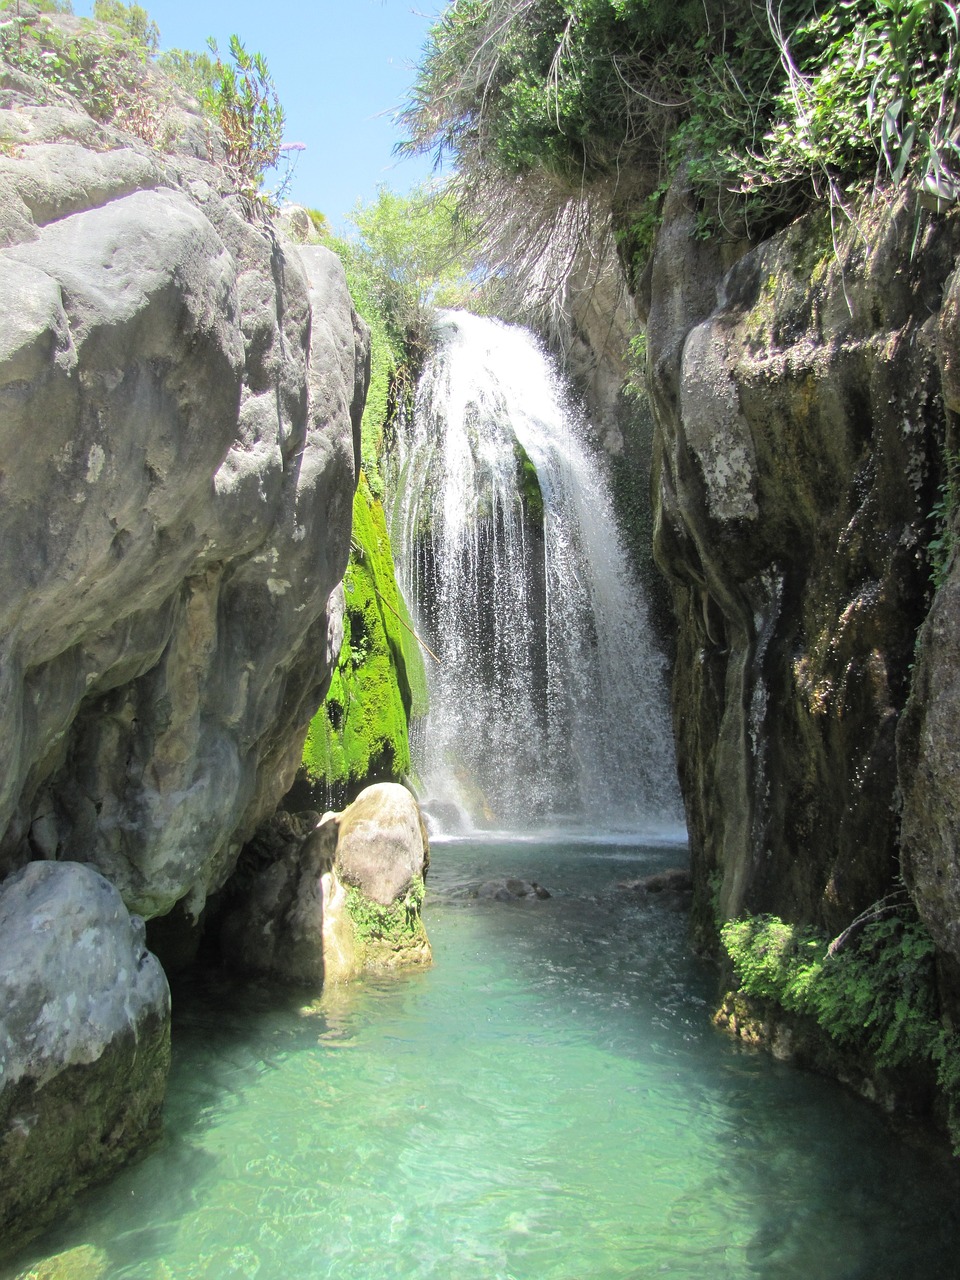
{"left": 345, "top": 184, "right": 476, "bottom": 355}
{"left": 344, "top": 876, "right": 427, "bottom": 950}
{"left": 403, "top": 0, "right": 960, "bottom": 294}
{"left": 199, "top": 34, "right": 284, "bottom": 200}
{"left": 722, "top": 906, "right": 960, "bottom": 1145}
{"left": 928, "top": 450, "right": 960, "bottom": 588}
{"left": 92, "top": 0, "right": 159, "bottom": 54}
{"left": 0, "top": 4, "right": 171, "bottom": 143}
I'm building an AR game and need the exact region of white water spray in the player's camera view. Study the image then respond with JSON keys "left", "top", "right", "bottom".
{"left": 388, "top": 311, "right": 682, "bottom": 836}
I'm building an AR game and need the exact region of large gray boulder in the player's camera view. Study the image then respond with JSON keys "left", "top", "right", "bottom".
{"left": 335, "top": 782, "right": 430, "bottom": 906}
{"left": 0, "top": 861, "right": 170, "bottom": 1246}
{"left": 0, "top": 66, "right": 367, "bottom": 921}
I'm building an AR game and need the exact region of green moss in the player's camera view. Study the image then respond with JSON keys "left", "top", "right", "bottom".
{"left": 301, "top": 476, "right": 427, "bottom": 806}
{"left": 344, "top": 876, "right": 426, "bottom": 949}
{"left": 721, "top": 910, "right": 960, "bottom": 1146}
{"left": 513, "top": 439, "right": 544, "bottom": 526}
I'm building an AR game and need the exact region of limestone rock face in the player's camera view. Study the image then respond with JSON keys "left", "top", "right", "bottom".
{"left": 335, "top": 781, "right": 430, "bottom": 906}
{"left": 0, "top": 861, "right": 170, "bottom": 1245}
{"left": 898, "top": 559, "right": 960, "bottom": 1000}
{"left": 644, "top": 183, "right": 960, "bottom": 947}
{"left": 218, "top": 811, "right": 361, "bottom": 987}
{"left": 218, "top": 784, "right": 431, "bottom": 984}
{"left": 0, "top": 75, "right": 367, "bottom": 920}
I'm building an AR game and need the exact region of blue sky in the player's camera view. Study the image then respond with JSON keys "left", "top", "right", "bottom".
{"left": 74, "top": 0, "right": 448, "bottom": 231}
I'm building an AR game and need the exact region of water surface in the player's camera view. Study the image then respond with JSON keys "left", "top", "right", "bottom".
{"left": 8, "top": 836, "right": 960, "bottom": 1280}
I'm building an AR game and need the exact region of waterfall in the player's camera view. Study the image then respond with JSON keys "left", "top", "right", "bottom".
{"left": 387, "top": 311, "right": 682, "bottom": 837}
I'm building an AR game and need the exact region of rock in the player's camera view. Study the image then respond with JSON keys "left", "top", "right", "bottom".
{"left": 14, "top": 1244, "right": 109, "bottom": 1280}
{"left": 218, "top": 785, "right": 432, "bottom": 983}
{"left": 898, "top": 557, "right": 960, "bottom": 1013}
{"left": 618, "top": 868, "right": 693, "bottom": 895}
{"left": 645, "top": 181, "right": 960, "bottom": 946}
{"left": 475, "top": 878, "right": 551, "bottom": 901}
{"left": 0, "top": 862, "right": 170, "bottom": 1249}
{"left": 0, "top": 66, "right": 368, "bottom": 921}
{"left": 218, "top": 813, "right": 360, "bottom": 987}
{"left": 335, "top": 782, "right": 429, "bottom": 906}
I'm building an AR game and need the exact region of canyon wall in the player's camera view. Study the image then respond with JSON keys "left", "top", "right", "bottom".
{"left": 641, "top": 180, "right": 960, "bottom": 1006}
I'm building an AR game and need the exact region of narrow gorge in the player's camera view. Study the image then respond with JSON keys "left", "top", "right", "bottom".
{"left": 3, "top": 1, "right": 960, "bottom": 1277}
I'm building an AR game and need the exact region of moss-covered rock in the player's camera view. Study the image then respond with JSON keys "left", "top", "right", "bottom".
{"left": 0, "top": 863, "right": 170, "bottom": 1255}
{"left": 299, "top": 475, "right": 427, "bottom": 808}
{"left": 217, "top": 784, "right": 431, "bottom": 984}
{"left": 344, "top": 876, "right": 431, "bottom": 971}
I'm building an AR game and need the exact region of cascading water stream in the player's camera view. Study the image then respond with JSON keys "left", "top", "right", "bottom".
{"left": 387, "top": 310, "right": 682, "bottom": 836}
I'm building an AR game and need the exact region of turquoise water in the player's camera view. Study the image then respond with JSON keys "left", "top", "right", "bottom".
{"left": 8, "top": 835, "right": 960, "bottom": 1280}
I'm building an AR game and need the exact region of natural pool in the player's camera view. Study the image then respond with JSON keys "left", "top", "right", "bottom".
{"left": 7, "top": 834, "right": 960, "bottom": 1280}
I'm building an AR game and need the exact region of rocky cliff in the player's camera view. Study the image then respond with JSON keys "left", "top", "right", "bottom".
{"left": 642, "top": 181, "right": 960, "bottom": 1022}
{"left": 0, "top": 24, "right": 368, "bottom": 1247}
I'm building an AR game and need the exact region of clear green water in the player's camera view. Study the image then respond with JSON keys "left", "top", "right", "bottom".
{"left": 8, "top": 836, "right": 960, "bottom": 1280}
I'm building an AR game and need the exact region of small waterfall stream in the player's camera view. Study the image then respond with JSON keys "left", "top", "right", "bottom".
{"left": 388, "top": 311, "right": 682, "bottom": 835}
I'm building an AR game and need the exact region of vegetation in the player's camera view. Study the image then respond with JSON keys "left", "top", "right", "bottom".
{"left": 344, "top": 876, "right": 428, "bottom": 961}
{"left": 928, "top": 450, "right": 960, "bottom": 588}
{"left": 199, "top": 35, "right": 284, "bottom": 200}
{"left": 401, "top": 0, "right": 960, "bottom": 296}
{"left": 345, "top": 184, "right": 477, "bottom": 357}
{"left": 92, "top": 0, "right": 158, "bottom": 53}
{"left": 0, "top": 1, "right": 172, "bottom": 141}
{"left": 300, "top": 475, "right": 428, "bottom": 809}
{"left": 722, "top": 907, "right": 960, "bottom": 1142}
{"left": 0, "top": 0, "right": 286, "bottom": 206}
{"left": 296, "top": 186, "right": 477, "bottom": 807}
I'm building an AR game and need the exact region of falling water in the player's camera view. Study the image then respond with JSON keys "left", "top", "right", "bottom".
{"left": 387, "top": 310, "right": 682, "bottom": 836}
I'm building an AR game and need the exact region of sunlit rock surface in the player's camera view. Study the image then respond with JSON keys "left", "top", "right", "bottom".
{"left": 0, "top": 37, "right": 367, "bottom": 1248}
{"left": 218, "top": 784, "right": 431, "bottom": 982}
{"left": 0, "top": 70, "right": 368, "bottom": 921}
{"left": 0, "top": 861, "right": 170, "bottom": 1246}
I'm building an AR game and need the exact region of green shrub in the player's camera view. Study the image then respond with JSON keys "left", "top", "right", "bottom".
{"left": 92, "top": 0, "right": 158, "bottom": 54}
{"left": 199, "top": 35, "right": 284, "bottom": 199}
{"left": 722, "top": 908, "right": 960, "bottom": 1145}
{"left": 403, "top": 0, "right": 960, "bottom": 281}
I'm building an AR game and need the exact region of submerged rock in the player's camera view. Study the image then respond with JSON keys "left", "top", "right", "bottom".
{"left": 474, "top": 878, "right": 551, "bottom": 901}
{"left": 0, "top": 862, "right": 170, "bottom": 1249}
{"left": 13, "top": 1244, "right": 109, "bottom": 1280}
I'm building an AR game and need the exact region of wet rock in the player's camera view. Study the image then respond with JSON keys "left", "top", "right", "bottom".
{"left": 13, "top": 1244, "right": 109, "bottom": 1280}
{"left": 645, "top": 181, "right": 960, "bottom": 945}
{"left": 217, "top": 812, "right": 357, "bottom": 987}
{"left": 475, "top": 878, "right": 552, "bottom": 901}
{"left": 618, "top": 868, "right": 693, "bottom": 895}
{"left": 218, "top": 785, "right": 432, "bottom": 983}
{"left": 0, "top": 862, "right": 170, "bottom": 1249}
